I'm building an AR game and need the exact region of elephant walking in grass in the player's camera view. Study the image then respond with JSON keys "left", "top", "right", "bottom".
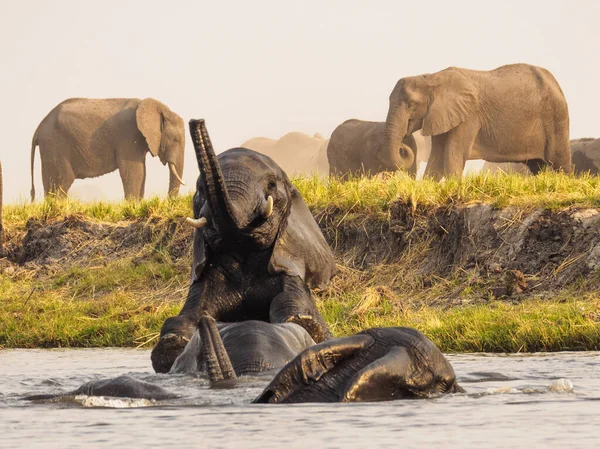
{"left": 382, "top": 63, "right": 572, "bottom": 180}
{"left": 151, "top": 119, "right": 336, "bottom": 373}
{"left": 254, "top": 327, "right": 464, "bottom": 403}
{"left": 327, "top": 119, "right": 432, "bottom": 178}
{"left": 30, "top": 98, "right": 186, "bottom": 201}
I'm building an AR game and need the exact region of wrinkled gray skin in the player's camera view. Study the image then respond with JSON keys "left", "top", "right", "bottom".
{"left": 25, "top": 375, "right": 178, "bottom": 402}
{"left": 30, "top": 98, "right": 186, "bottom": 200}
{"left": 170, "top": 317, "right": 315, "bottom": 382}
{"left": 151, "top": 120, "right": 336, "bottom": 373}
{"left": 327, "top": 119, "right": 417, "bottom": 179}
{"left": 254, "top": 327, "right": 463, "bottom": 403}
{"left": 383, "top": 63, "right": 572, "bottom": 180}
{"left": 482, "top": 137, "right": 599, "bottom": 175}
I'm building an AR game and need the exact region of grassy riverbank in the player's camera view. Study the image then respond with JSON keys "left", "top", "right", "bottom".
{"left": 1, "top": 171, "right": 599, "bottom": 352}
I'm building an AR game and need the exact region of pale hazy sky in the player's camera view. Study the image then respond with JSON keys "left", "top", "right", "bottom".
{"left": 1, "top": 0, "right": 599, "bottom": 203}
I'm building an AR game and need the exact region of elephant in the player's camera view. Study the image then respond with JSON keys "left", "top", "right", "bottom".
{"left": 327, "top": 119, "right": 431, "bottom": 178}
{"left": 30, "top": 97, "right": 186, "bottom": 201}
{"left": 481, "top": 161, "right": 531, "bottom": 175}
{"left": 0, "top": 161, "right": 3, "bottom": 251}
{"left": 241, "top": 132, "right": 329, "bottom": 176}
{"left": 382, "top": 63, "right": 572, "bottom": 181}
{"left": 25, "top": 375, "right": 178, "bottom": 402}
{"left": 570, "top": 138, "right": 600, "bottom": 175}
{"left": 254, "top": 326, "right": 464, "bottom": 403}
{"left": 170, "top": 316, "right": 315, "bottom": 382}
{"left": 150, "top": 119, "right": 336, "bottom": 373}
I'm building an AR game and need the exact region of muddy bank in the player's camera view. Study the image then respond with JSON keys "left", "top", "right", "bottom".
{"left": 2, "top": 202, "right": 600, "bottom": 302}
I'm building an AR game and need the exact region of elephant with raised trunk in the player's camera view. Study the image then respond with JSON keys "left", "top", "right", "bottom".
{"left": 170, "top": 316, "right": 315, "bottom": 382}
{"left": 383, "top": 63, "right": 572, "bottom": 180}
{"left": 254, "top": 327, "right": 464, "bottom": 403}
{"left": 150, "top": 119, "right": 336, "bottom": 373}
{"left": 327, "top": 119, "right": 432, "bottom": 178}
{"left": 30, "top": 98, "right": 186, "bottom": 201}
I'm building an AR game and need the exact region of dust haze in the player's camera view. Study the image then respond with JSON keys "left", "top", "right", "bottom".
{"left": 1, "top": 0, "right": 599, "bottom": 203}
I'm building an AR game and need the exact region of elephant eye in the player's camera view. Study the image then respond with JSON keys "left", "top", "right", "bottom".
{"left": 267, "top": 180, "right": 277, "bottom": 191}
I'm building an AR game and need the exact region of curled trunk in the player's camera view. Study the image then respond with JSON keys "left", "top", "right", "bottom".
{"left": 381, "top": 107, "right": 414, "bottom": 171}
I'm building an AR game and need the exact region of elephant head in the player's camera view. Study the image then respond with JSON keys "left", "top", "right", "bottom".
{"left": 187, "top": 119, "right": 335, "bottom": 287}
{"left": 382, "top": 69, "right": 478, "bottom": 170}
{"left": 136, "top": 98, "right": 186, "bottom": 196}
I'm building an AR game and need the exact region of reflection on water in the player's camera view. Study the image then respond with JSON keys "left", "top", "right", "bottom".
{"left": 1, "top": 349, "right": 599, "bottom": 448}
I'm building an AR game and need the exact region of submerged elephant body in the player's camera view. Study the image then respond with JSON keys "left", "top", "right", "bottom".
{"left": 382, "top": 63, "right": 572, "bottom": 180}
{"left": 25, "top": 375, "right": 178, "bottom": 402}
{"left": 151, "top": 120, "right": 336, "bottom": 373}
{"left": 31, "top": 97, "right": 186, "bottom": 200}
{"left": 254, "top": 327, "right": 463, "bottom": 403}
{"left": 170, "top": 319, "right": 315, "bottom": 378}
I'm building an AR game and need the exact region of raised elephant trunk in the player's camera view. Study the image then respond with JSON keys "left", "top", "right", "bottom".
{"left": 381, "top": 106, "right": 414, "bottom": 170}
{"left": 198, "top": 315, "right": 236, "bottom": 383}
{"left": 189, "top": 119, "right": 242, "bottom": 232}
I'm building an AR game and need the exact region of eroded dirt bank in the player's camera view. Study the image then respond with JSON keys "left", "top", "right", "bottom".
{"left": 2, "top": 201, "right": 600, "bottom": 304}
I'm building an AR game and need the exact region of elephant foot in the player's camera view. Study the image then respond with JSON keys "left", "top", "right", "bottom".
{"left": 151, "top": 333, "right": 190, "bottom": 373}
{"left": 286, "top": 314, "right": 330, "bottom": 343}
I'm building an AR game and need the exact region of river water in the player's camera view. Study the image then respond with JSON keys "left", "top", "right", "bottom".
{"left": 1, "top": 349, "right": 598, "bottom": 448}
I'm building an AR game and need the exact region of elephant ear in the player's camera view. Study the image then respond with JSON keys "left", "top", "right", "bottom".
{"left": 421, "top": 69, "right": 478, "bottom": 136}
{"left": 268, "top": 186, "right": 336, "bottom": 289}
{"left": 136, "top": 98, "right": 163, "bottom": 157}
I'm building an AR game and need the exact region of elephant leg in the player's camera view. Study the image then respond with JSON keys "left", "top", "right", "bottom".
{"left": 526, "top": 159, "right": 548, "bottom": 175}
{"left": 42, "top": 162, "right": 75, "bottom": 198}
{"left": 424, "top": 135, "right": 446, "bottom": 181}
{"left": 341, "top": 347, "right": 414, "bottom": 402}
{"left": 118, "top": 158, "right": 146, "bottom": 200}
{"left": 270, "top": 275, "right": 332, "bottom": 343}
{"left": 443, "top": 122, "right": 479, "bottom": 178}
{"left": 253, "top": 334, "right": 374, "bottom": 403}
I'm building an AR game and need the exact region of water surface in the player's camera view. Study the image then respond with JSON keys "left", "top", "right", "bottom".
{"left": 1, "top": 349, "right": 598, "bottom": 448}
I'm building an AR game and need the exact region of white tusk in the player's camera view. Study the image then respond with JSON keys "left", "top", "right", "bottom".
{"left": 262, "top": 195, "right": 274, "bottom": 218}
{"left": 186, "top": 217, "right": 207, "bottom": 228}
{"left": 169, "top": 162, "right": 186, "bottom": 186}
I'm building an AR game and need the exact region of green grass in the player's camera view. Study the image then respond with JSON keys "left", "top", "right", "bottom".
{"left": 2, "top": 172, "right": 600, "bottom": 351}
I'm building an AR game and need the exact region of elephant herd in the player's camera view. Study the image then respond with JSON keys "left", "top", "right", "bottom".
{"left": 23, "top": 62, "right": 599, "bottom": 403}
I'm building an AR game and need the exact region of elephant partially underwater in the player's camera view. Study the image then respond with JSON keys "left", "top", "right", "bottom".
{"left": 170, "top": 316, "right": 316, "bottom": 381}
{"left": 151, "top": 119, "right": 336, "bottom": 373}
{"left": 30, "top": 97, "right": 186, "bottom": 201}
{"left": 382, "top": 63, "right": 572, "bottom": 180}
{"left": 25, "top": 375, "right": 178, "bottom": 402}
{"left": 254, "top": 327, "right": 464, "bottom": 403}
{"left": 327, "top": 119, "right": 431, "bottom": 178}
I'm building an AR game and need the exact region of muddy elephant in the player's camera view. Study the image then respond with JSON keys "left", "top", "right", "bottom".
{"left": 25, "top": 375, "right": 177, "bottom": 402}
{"left": 150, "top": 119, "right": 336, "bottom": 373}
{"left": 241, "top": 132, "right": 329, "bottom": 176}
{"left": 327, "top": 119, "right": 432, "bottom": 178}
{"left": 170, "top": 316, "right": 315, "bottom": 382}
{"left": 382, "top": 63, "right": 572, "bottom": 180}
{"left": 254, "top": 327, "right": 464, "bottom": 403}
{"left": 30, "top": 98, "right": 186, "bottom": 201}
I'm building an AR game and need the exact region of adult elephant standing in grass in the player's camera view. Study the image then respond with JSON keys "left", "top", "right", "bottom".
{"left": 383, "top": 63, "right": 572, "bottom": 180}
{"left": 570, "top": 138, "right": 600, "bottom": 175}
{"left": 151, "top": 119, "right": 336, "bottom": 373}
{"left": 327, "top": 119, "right": 428, "bottom": 179}
{"left": 30, "top": 98, "right": 186, "bottom": 201}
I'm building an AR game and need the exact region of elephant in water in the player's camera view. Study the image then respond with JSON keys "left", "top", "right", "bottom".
{"left": 151, "top": 119, "right": 336, "bottom": 373}
{"left": 170, "top": 316, "right": 315, "bottom": 381}
{"left": 30, "top": 98, "right": 186, "bottom": 201}
{"left": 254, "top": 327, "right": 464, "bottom": 403}
{"left": 25, "top": 375, "right": 178, "bottom": 402}
{"left": 382, "top": 63, "right": 572, "bottom": 180}
{"left": 327, "top": 119, "right": 430, "bottom": 178}
{"left": 241, "top": 132, "right": 329, "bottom": 176}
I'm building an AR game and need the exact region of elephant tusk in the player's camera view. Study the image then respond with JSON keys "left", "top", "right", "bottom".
{"left": 186, "top": 216, "right": 208, "bottom": 229}
{"left": 262, "top": 195, "right": 274, "bottom": 219}
{"left": 169, "top": 162, "right": 186, "bottom": 186}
